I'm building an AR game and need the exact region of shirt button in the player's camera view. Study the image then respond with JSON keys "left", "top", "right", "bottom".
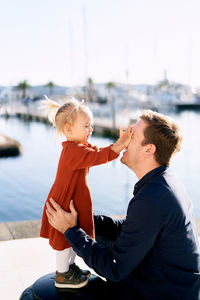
{"left": 113, "top": 259, "right": 116, "bottom": 263}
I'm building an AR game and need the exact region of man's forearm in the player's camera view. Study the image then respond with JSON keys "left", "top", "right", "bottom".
{"left": 64, "top": 197, "right": 162, "bottom": 283}
{"left": 65, "top": 226, "right": 104, "bottom": 270}
{"left": 65, "top": 226, "right": 119, "bottom": 280}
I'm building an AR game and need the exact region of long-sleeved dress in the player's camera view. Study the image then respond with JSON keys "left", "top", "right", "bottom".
{"left": 40, "top": 141, "right": 119, "bottom": 250}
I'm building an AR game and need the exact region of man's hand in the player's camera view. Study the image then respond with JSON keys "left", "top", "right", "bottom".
{"left": 46, "top": 198, "right": 78, "bottom": 234}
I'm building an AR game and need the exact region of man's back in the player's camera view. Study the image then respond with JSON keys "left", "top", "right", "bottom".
{"left": 124, "top": 166, "right": 200, "bottom": 299}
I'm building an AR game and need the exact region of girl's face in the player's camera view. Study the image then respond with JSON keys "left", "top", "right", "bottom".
{"left": 68, "top": 112, "right": 93, "bottom": 144}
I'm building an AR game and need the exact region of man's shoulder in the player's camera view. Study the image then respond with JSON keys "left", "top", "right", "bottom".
{"left": 136, "top": 168, "right": 191, "bottom": 217}
{"left": 142, "top": 168, "right": 183, "bottom": 195}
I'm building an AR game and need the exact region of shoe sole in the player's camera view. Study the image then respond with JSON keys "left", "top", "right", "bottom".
{"left": 55, "top": 278, "right": 88, "bottom": 289}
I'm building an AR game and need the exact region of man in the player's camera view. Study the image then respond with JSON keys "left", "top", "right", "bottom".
{"left": 46, "top": 110, "right": 200, "bottom": 300}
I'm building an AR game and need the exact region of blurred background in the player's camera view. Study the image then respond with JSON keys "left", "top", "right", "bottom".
{"left": 0, "top": 0, "right": 200, "bottom": 222}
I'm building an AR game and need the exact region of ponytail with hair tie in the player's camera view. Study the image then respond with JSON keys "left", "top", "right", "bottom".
{"left": 40, "top": 95, "right": 60, "bottom": 126}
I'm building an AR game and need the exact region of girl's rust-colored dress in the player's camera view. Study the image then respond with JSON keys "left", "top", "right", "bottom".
{"left": 40, "top": 141, "right": 119, "bottom": 250}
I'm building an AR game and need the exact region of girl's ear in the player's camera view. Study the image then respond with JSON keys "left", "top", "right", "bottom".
{"left": 64, "top": 123, "right": 72, "bottom": 134}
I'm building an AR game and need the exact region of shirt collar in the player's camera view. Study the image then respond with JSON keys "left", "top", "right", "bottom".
{"left": 133, "top": 165, "right": 168, "bottom": 196}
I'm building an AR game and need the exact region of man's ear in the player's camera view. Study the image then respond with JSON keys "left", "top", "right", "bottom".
{"left": 144, "top": 144, "right": 156, "bottom": 157}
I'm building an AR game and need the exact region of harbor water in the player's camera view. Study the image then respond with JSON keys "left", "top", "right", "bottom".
{"left": 0, "top": 110, "right": 200, "bottom": 222}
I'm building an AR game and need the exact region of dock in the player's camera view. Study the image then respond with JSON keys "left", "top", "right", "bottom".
{"left": 176, "top": 103, "right": 200, "bottom": 111}
{"left": 0, "top": 102, "right": 129, "bottom": 138}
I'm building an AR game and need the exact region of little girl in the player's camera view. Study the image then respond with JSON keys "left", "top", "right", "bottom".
{"left": 40, "top": 97, "right": 132, "bottom": 289}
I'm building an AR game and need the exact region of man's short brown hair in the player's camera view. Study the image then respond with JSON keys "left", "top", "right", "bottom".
{"left": 140, "top": 110, "right": 183, "bottom": 166}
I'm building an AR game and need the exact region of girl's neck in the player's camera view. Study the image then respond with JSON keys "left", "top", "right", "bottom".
{"left": 65, "top": 136, "right": 87, "bottom": 144}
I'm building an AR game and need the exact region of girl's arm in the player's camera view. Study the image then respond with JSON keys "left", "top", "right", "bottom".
{"left": 66, "top": 143, "right": 119, "bottom": 170}
{"left": 111, "top": 126, "right": 133, "bottom": 154}
{"left": 65, "top": 126, "right": 133, "bottom": 170}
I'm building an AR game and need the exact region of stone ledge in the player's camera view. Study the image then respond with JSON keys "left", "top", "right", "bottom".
{"left": 0, "top": 218, "right": 200, "bottom": 241}
{"left": 0, "top": 223, "right": 13, "bottom": 240}
{"left": 0, "top": 220, "right": 41, "bottom": 241}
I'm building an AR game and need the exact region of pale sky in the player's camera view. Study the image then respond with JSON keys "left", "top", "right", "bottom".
{"left": 0, "top": 0, "right": 200, "bottom": 88}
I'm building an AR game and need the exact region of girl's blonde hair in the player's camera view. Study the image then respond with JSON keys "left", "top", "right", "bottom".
{"left": 41, "top": 96, "right": 92, "bottom": 135}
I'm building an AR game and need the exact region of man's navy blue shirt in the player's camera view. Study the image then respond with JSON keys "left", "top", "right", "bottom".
{"left": 65, "top": 166, "right": 200, "bottom": 299}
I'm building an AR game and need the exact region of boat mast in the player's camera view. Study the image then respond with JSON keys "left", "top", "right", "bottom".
{"left": 82, "top": 6, "right": 89, "bottom": 102}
